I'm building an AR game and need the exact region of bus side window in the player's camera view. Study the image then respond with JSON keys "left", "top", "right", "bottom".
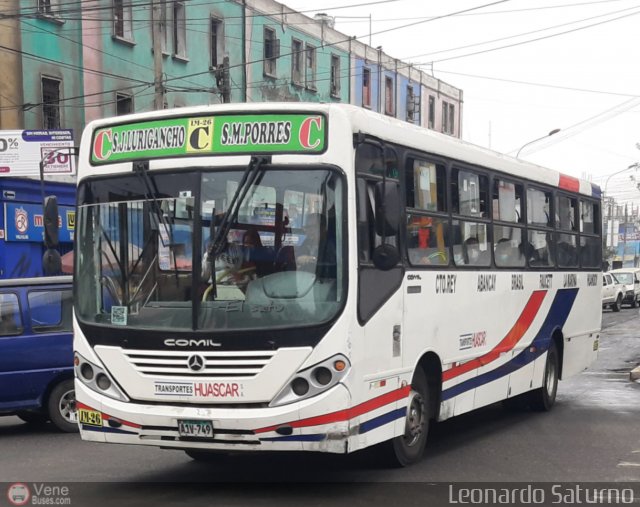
{"left": 452, "top": 168, "right": 489, "bottom": 218}
{"left": 355, "top": 143, "right": 399, "bottom": 265}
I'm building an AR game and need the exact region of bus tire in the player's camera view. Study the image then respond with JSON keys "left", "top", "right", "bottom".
{"left": 375, "top": 368, "right": 429, "bottom": 467}
{"left": 17, "top": 411, "right": 49, "bottom": 426}
{"left": 527, "top": 341, "right": 559, "bottom": 412}
{"left": 47, "top": 379, "right": 79, "bottom": 433}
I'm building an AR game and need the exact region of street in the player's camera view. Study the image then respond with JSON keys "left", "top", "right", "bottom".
{"left": 0, "top": 309, "right": 638, "bottom": 496}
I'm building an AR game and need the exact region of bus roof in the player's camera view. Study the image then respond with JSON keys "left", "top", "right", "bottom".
{"left": 81, "top": 102, "right": 600, "bottom": 200}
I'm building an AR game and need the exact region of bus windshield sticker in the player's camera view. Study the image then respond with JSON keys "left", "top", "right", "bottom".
{"left": 91, "top": 114, "right": 326, "bottom": 164}
{"left": 111, "top": 306, "right": 128, "bottom": 326}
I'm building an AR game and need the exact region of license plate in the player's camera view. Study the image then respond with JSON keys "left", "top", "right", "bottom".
{"left": 178, "top": 420, "right": 214, "bottom": 438}
{"left": 78, "top": 408, "right": 103, "bottom": 427}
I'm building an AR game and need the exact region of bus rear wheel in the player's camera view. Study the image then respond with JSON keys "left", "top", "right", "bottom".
{"left": 527, "top": 341, "right": 559, "bottom": 411}
{"left": 375, "top": 368, "right": 429, "bottom": 467}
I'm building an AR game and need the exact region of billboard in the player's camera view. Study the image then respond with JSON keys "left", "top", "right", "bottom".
{"left": 4, "top": 202, "right": 75, "bottom": 242}
{"left": 0, "top": 130, "right": 75, "bottom": 176}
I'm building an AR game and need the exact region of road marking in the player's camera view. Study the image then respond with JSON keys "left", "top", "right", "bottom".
{"left": 617, "top": 462, "right": 640, "bottom": 467}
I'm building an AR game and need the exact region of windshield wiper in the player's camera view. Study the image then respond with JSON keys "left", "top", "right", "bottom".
{"left": 133, "top": 161, "right": 180, "bottom": 280}
{"left": 205, "top": 156, "right": 270, "bottom": 300}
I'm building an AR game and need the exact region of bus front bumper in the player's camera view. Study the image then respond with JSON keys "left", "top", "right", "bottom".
{"left": 75, "top": 380, "right": 353, "bottom": 453}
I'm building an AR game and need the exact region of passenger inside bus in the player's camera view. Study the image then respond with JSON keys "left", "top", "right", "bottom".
{"left": 462, "top": 237, "right": 489, "bottom": 266}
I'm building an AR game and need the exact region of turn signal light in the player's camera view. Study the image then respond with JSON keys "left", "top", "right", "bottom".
{"left": 334, "top": 360, "right": 346, "bottom": 372}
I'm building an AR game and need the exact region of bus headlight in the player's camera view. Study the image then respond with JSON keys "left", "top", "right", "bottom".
{"left": 74, "top": 352, "right": 128, "bottom": 402}
{"left": 269, "top": 354, "right": 350, "bottom": 407}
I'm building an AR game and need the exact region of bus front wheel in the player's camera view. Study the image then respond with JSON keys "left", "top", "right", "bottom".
{"left": 376, "top": 368, "right": 429, "bottom": 467}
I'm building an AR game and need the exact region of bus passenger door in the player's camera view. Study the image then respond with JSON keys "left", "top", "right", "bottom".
{"left": 356, "top": 173, "right": 405, "bottom": 380}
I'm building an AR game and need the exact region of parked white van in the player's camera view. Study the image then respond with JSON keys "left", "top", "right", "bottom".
{"left": 609, "top": 268, "right": 640, "bottom": 308}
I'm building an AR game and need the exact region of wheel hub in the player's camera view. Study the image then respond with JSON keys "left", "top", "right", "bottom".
{"left": 403, "top": 390, "right": 425, "bottom": 447}
{"left": 59, "top": 390, "right": 78, "bottom": 423}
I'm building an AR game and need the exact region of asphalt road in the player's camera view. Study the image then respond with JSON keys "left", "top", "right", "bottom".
{"left": 0, "top": 308, "right": 638, "bottom": 505}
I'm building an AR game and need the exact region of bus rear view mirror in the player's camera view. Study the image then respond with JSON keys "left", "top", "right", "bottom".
{"left": 43, "top": 196, "right": 59, "bottom": 249}
{"left": 43, "top": 248, "right": 62, "bottom": 275}
{"left": 374, "top": 181, "right": 400, "bottom": 237}
{"left": 372, "top": 243, "right": 400, "bottom": 271}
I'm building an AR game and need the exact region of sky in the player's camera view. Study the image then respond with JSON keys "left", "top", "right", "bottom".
{"left": 283, "top": 0, "right": 640, "bottom": 207}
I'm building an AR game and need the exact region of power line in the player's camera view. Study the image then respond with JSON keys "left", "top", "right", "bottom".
{"left": 0, "top": 43, "right": 150, "bottom": 87}
{"left": 331, "top": 0, "right": 638, "bottom": 22}
{"left": 513, "top": 97, "right": 640, "bottom": 156}
{"left": 19, "top": 19, "right": 212, "bottom": 90}
{"left": 401, "top": 4, "right": 640, "bottom": 61}
{"left": 421, "top": 7, "right": 640, "bottom": 65}
{"left": 432, "top": 69, "right": 640, "bottom": 98}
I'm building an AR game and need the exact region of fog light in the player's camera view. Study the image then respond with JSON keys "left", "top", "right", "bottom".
{"left": 80, "top": 363, "right": 94, "bottom": 381}
{"left": 313, "top": 367, "right": 332, "bottom": 386}
{"left": 96, "top": 373, "right": 112, "bottom": 391}
{"left": 291, "top": 377, "right": 309, "bottom": 396}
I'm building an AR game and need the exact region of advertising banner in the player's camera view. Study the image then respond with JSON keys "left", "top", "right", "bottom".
{"left": 3, "top": 202, "right": 75, "bottom": 242}
{"left": 0, "top": 130, "right": 75, "bottom": 176}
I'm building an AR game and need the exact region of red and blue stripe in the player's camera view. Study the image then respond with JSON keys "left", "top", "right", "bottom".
{"left": 442, "top": 288, "right": 578, "bottom": 401}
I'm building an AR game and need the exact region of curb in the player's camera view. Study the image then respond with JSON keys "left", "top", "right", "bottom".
{"left": 631, "top": 366, "right": 640, "bottom": 382}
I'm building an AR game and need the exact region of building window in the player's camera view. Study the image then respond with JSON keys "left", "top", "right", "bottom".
{"left": 173, "top": 1, "right": 186, "bottom": 58}
{"left": 406, "top": 85, "right": 416, "bottom": 122}
{"left": 291, "top": 38, "right": 303, "bottom": 85}
{"left": 116, "top": 93, "right": 133, "bottom": 115}
{"left": 330, "top": 55, "right": 340, "bottom": 98}
{"left": 160, "top": 2, "right": 169, "bottom": 53}
{"left": 428, "top": 95, "right": 435, "bottom": 129}
{"left": 385, "top": 76, "right": 394, "bottom": 116}
{"left": 38, "top": 0, "right": 59, "bottom": 16}
{"left": 305, "top": 44, "right": 316, "bottom": 90}
{"left": 442, "top": 101, "right": 455, "bottom": 135}
{"left": 210, "top": 18, "right": 223, "bottom": 69}
{"left": 362, "top": 67, "right": 371, "bottom": 107}
{"left": 113, "top": 0, "right": 133, "bottom": 40}
{"left": 42, "top": 77, "right": 61, "bottom": 129}
{"left": 263, "top": 27, "right": 278, "bottom": 77}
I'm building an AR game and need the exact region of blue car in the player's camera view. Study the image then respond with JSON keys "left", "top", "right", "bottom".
{"left": 0, "top": 276, "right": 76, "bottom": 432}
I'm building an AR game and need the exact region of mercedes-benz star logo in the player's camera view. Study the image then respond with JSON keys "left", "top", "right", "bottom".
{"left": 187, "top": 354, "right": 205, "bottom": 372}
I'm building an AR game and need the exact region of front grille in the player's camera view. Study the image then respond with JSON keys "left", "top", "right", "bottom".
{"left": 123, "top": 349, "right": 276, "bottom": 378}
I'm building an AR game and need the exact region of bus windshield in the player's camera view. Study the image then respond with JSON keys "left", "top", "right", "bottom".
{"left": 75, "top": 167, "right": 345, "bottom": 332}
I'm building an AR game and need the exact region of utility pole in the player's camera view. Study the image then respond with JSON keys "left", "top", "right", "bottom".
{"left": 622, "top": 203, "right": 629, "bottom": 267}
{"left": 215, "top": 57, "right": 231, "bottom": 103}
{"left": 152, "top": 0, "right": 165, "bottom": 110}
{"left": 377, "top": 46, "right": 382, "bottom": 113}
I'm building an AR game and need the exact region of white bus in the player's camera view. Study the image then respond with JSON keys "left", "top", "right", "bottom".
{"left": 73, "top": 103, "right": 601, "bottom": 466}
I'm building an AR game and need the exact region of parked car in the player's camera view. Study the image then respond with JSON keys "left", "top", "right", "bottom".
{"left": 602, "top": 273, "right": 624, "bottom": 312}
{"left": 608, "top": 268, "right": 640, "bottom": 308}
{"left": 0, "top": 276, "right": 76, "bottom": 432}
